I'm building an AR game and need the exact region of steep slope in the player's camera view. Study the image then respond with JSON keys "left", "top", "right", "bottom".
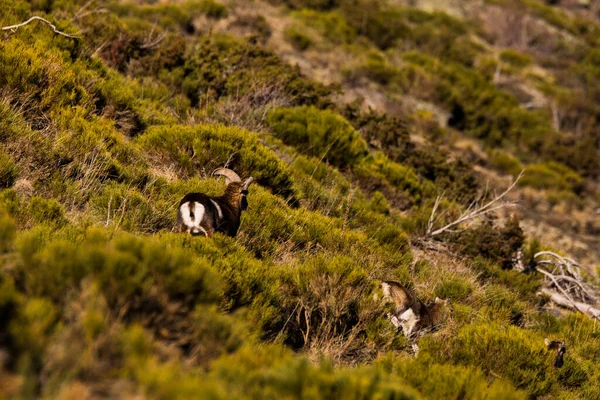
{"left": 0, "top": 0, "right": 599, "bottom": 399}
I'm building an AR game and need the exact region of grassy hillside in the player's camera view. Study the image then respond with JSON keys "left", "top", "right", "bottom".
{"left": 0, "top": 0, "right": 599, "bottom": 398}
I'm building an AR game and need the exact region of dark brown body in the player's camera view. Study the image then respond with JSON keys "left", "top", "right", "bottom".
{"left": 177, "top": 180, "right": 251, "bottom": 237}
{"left": 545, "top": 338, "right": 566, "bottom": 368}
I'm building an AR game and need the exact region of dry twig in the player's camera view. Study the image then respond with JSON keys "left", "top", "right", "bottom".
{"left": 140, "top": 22, "right": 168, "bottom": 49}
{"left": 2, "top": 16, "right": 80, "bottom": 39}
{"left": 424, "top": 171, "right": 524, "bottom": 238}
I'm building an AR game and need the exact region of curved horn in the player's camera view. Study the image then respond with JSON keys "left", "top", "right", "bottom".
{"left": 213, "top": 168, "right": 241, "bottom": 185}
{"left": 242, "top": 177, "right": 254, "bottom": 190}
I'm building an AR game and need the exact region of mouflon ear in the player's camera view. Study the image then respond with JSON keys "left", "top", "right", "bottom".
{"left": 213, "top": 168, "right": 242, "bottom": 185}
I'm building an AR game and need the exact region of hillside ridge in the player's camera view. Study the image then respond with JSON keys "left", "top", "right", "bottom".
{"left": 0, "top": 0, "right": 599, "bottom": 398}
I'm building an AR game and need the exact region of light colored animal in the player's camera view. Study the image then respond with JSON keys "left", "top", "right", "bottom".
{"left": 177, "top": 168, "right": 254, "bottom": 237}
{"left": 545, "top": 338, "right": 566, "bottom": 368}
{"left": 380, "top": 280, "right": 450, "bottom": 338}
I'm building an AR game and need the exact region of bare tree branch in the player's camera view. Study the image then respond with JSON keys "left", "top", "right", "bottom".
{"left": 424, "top": 170, "right": 524, "bottom": 238}
{"left": 534, "top": 252, "right": 599, "bottom": 321}
{"left": 2, "top": 16, "right": 80, "bottom": 39}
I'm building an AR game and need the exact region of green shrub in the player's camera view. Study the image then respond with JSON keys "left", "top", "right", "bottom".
{"left": 370, "top": 191, "right": 390, "bottom": 215}
{"left": 434, "top": 278, "right": 473, "bottom": 301}
{"left": 9, "top": 297, "right": 59, "bottom": 361}
{"left": 196, "top": 0, "right": 228, "bottom": 18}
{"left": 445, "top": 323, "right": 556, "bottom": 396}
{"left": 470, "top": 257, "right": 540, "bottom": 301}
{"left": 489, "top": 149, "right": 523, "bottom": 176}
{"left": 26, "top": 197, "right": 67, "bottom": 228}
{"left": 292, "top": 10, "right": 356, "bottom": 45}
{"left": 476, "top": 284, "right": 529, "bottom": 326}
{"left": 354, "top": 152, "right": 425, "bottom": 205}
{"left": 500, "top": 49, "right": 533, "bottom": 68}
{"left": 90, "top": 182, "right": 175, "bottom": 233}
{"left": 211, "top": 345, "right": 423, "bottom": 399}
{"left": 13, "top": 227, "right": 221, "bottom": 307}
{"left": 385, "top": 355, "right": 528, "bottom": 400}
{"left": 451, "top": 217, "right": 524, "bottom": 269}
{"left": 284, "top": 25, "right": 313, "bottom": 51}
{"left": 267, "top": 106, "right": 368, "bottom": 167}
{"left": 344, "top": 52, "right": 399, "bottom": 86}
{"left": 111, "top": 0, "right": 227, "bottom": 31}
{"left": 0, "top": 212, "right": 16, "bottom": 253}
{"left": 342, "top": 104, "right": 480, "bottom": 204}
{"left": 520, "top": 162, "right": 584, "bottom": 193}
{"left": 139, "top": 124, "right": 296, "bottom": 200}
{"left": 0, "top": 151, "right": 17, "bottom": 188}
{"left": 177, "top": 35, "right": 331, "bottom": 107}
{"left": 340, "top": 1, "right": 410, "bottom": 49}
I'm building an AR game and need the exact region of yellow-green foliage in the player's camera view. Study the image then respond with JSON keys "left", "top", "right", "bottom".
{"left": 139, "top": 124, "right": 296, "bottom": 199}
{"left": 284, "top": 24, "right": 314, "bottom": 51}
{"left": 291, "top": 10, "right": 356, "bottom": 45}
{"left": 500, "top": 49, "right": 533, "bottom": 69}
{"left": 440, "top": 324, "right": 557, "bottom": 396}
{"left": 176, "top": 35, "right": 331, "bottom": 107}
{"left": 112, "top": 0, "right": 227, "bottom": 30}
{"left": 520, "top": 162, "right": 584, "bottom": 193}
{"left": 344, "top": 51, "right": 400, "bottom": 86}
{"left": 0, "top": 150, "right": 16, "bottom": 188}
{"left": 489, "top": 149, "right": 523, "bottom": 176}
{"left": 354, "top": 152, "right": 428, "bottom": 205}
{"left": 267, "top": 106, "right": 369, "bottom": 167}
{"left": 0, "top": 0, "right": 599, "bottom": 398}
{"left": 383, "top": 355, "right": 528, "bottom": 399}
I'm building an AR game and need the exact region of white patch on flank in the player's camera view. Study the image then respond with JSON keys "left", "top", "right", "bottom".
{"left": 210, "top": 199, "right": 223, "bottom": 219}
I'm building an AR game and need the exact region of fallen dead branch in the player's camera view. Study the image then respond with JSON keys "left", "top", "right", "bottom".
{"left": 424, "top": 171, "right": 524, "bottom": 238}
{"left": 2, "top": 16, "right": 80, "bottom": 39}
{"left": 541, "top": 289, "right": 600, "bottom": 320}
{"left": 534, "top": 251, "right": 600, "bottom": 321}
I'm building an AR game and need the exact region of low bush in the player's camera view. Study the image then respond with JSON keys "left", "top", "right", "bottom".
{"left": 343, "top": 52, "right": 400, "bottom": 86}
{"left": 139, "top": 124, "right": 296, "bottom": 200}
{"left": 291, "top": 9, "right": 356, "bottom": 45}
{"left": 451, "top": 217, "right": 524, "bottom": 269}
{"left": 385, "top": 355, "right": 528, "bottom": 399}
{"left": 354, "top": 152, "right": 426, "bottom": 207}
{"left": 489, "top": 149, "right": 523, "bottom": 176}
{"left": 342, "top": 104, "right": 480, "bottom": 204}
{"left": 519, "top": 162, "right": 584, "bottom": 193}
{"left": 442, "top": 323, "right": 556, "bottom": 396}
{"left": 177, "top": 35, "right": 332, "bottom": 107}
{"left": 0, "top": 151, "right": 17, "bottom": 188}
{"left": 26, "top": 197, "right": 67, "bottom": 228}
{"left": 500, "top": 49, "right": 533, "bottom": 69}
{"left": 267, "top": 106, "right": 368, "bottom": 168}
{"left": 284, "top": 25, "right": 313, "bottom": 51}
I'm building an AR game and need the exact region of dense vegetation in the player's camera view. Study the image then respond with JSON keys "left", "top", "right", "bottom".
{"left": 0, "top": 0, "right": 599, "bottom": 398}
